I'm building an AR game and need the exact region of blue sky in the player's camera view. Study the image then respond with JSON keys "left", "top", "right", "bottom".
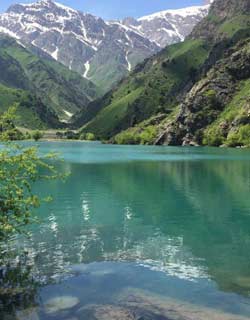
{"left": 0, "top": 0, "right": 205, "bottom": 19}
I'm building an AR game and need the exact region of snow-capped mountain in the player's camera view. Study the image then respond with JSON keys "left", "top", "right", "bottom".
{"left": 126, "top": 5, "right": 210, "bottom": 47}
{"left": 0, "top": 0, "right": 211, "bottom": 91}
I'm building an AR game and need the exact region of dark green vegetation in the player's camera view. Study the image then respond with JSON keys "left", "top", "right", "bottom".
{"left": 158, "top": 38, "right": 250, "bottom": 147}
{"left": 75, "top": 39, "right": 211, "bottom": 139}
{"left": 0, "top": 109, "right": 63, "bottom": 315}
{"left": 0, "top": 35, "right": 98, "bottom": 129}
{"left": 0, "top": 106, "right": 24, "bottom": 141}
{"left": 85, "top": 46, "right": 147, "bottom": 95}
{"left": 32, "top": 130, "right": 43, "bottom": 141}
{"left": 0, "top": 108, "right": 60, "bottom": 241}
{"left": 73, "top": 0, "right": 250, "bottom": 147}
{"left": 1, "top": 0, "right": 250, "bottom": 147}
{"left": 203, "top": 77, "right": 250, "bottom": 147}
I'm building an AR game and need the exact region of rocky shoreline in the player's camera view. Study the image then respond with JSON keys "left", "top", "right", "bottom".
{"left": 15, "top": 288, "right": 250, "bottom": 320}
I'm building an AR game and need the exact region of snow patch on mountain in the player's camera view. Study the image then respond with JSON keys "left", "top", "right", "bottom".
{"left": 138, "top": 5, "right": 210, "bottom": 21}
{"left": 51, "top": 47, "right": 59, "bottom": 60}
{"left": 125, "top": 51, "right": 132, "bottom": 72}
{"left": 0, "top": 26, "right": 19, "bottom": 39}
{"left": 0, "top": 0, "right": 212, "bottom": 90}
{"left": 83, "top": 60, "right": 90, "bottom": 79}
{"left": 133, "top": 4, "right": 210, "bottom": 47}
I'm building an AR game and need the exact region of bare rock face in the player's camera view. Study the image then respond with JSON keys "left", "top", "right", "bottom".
{"left": 44, "top": 296, "right": 80, "bottom": 314}
{"left": 190, "top": 0, "right": 250, "bottom": 41}
{"left": 0, "top": 0, "right": 210, "bottom": 91}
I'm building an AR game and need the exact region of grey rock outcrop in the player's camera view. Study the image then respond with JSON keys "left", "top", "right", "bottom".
{"left": 156, "top": 40, "right": 250, "bottom": 146}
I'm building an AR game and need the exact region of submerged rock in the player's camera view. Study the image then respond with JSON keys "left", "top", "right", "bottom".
{"left": 78, "top": 303, "right": 186, "bottom": 320}
{"left": 16, "top": 308, "right": 39, "bottom": 320}
{"left": 44, "top": 296, "right": 79, "bottom": 314}
{"left": 77, "top": 304, "right": 135, "bottom": 320}
{"left": 116, "top": 288, "right": 250, "bottom": 320}
{"left": 232, "top": 276, "right": 250, "bottom": 290}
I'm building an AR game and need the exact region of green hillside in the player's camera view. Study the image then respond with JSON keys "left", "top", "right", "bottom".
{"left": 155, "top": 0, "right": 250, "bottom": 147}
{"left": 74, "top": 0, "right": 250, "bottom": 148}
{"left": 0, "top": 35, "right": 99, "bottom": 128}
{"left": 0, "top": 84, "right": 60, "bottom": 129}
{"left": 154, "top": 38, "right": 250, "bottom": 143}
{"left": 76, "top": 39, "right": 211, "bottom": 139}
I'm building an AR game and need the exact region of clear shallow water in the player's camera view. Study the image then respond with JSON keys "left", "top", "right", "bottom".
{"left": 2, "top": 142, "right": 250, "bottom": 319}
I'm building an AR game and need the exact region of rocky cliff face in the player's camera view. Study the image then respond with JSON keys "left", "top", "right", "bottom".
{"left": 190, "top": 0, "right": 250, "bottom": 41}
{"left": 0, "top": 0, "right": 210, "bottom": 92}
{"left": 156, "top": 40, "right": 250, "bottom": 144}
{"left": 155, "top": 0, "right": 250, "bottom": 147}
{"left": 79, "top": 0, "right": 250, "bottom": 148}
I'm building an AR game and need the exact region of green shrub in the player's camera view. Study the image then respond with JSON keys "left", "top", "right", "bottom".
{"left": 64, "top": 130, "right": 78, "bottom": 140}
{"left": 0, "top": 109, "right": 62, "bottom": 241}
{"left": 227, "top": 125, "right": 250, "bottom": 147}
{"left": 203, "top": 127, "right": 225, "bottom": 146}
{"left": 32, "top": 130, "right": 43, "bottom": 141}
{"left": 25, "top": 131, "right": 31, "bottom": 140}
{"left": 114, "top": 125, "right": 157, "bottom": 145}
{"left": 203, "top": 89, "right": 222, "bottom": 110}
{"left": 204, "top": 89, "right": 216, "bottom": 99}
{"left": 85, "top": 133, "right": 95, "bottom": 141}
{"left": 114, "top": 131, "right": 140, "bottom": 145}
{"left": 79, "top": 133, "right": 86, "bottom": 140}
{"left": 140, "top": 126, "right": 157, "bottom": 144}
{"left": 0, "top": 106, "right": 24, "bottom": 141}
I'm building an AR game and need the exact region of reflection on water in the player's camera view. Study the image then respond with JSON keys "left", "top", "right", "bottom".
{"left": 0, "top": 250, "right": 38, "bottom": 318}
{"left": 2, "top": 142, "right": 250, "bottom": 319}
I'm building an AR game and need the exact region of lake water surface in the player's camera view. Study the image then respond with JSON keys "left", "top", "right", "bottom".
{"left": 2, "top": 142, "right": 250, "bottom": 319}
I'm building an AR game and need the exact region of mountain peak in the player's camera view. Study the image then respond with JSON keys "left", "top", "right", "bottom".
{"left": 0, "top": 0, "right": 211, "bottom": 92}
{"left": 19, "top": 0, "right": 54, "bottom": 7}
{"left": 138, "top": 4, "right": 210, "bottom": 22}
{"left": 12, "top": 0, "right": 76, "bottom": 13}
{"left": 37, "top": 0, "right": 53, "bottom": 4}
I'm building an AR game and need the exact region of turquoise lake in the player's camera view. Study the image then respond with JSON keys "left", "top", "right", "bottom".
{"left": 2, "top": 141, "right": 250, "bottom": 319}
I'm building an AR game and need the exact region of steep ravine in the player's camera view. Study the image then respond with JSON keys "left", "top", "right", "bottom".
{"left": 102, "top": 0, "right": 250, "bottom": 148}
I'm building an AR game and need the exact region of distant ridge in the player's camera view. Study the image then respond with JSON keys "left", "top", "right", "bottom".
{"left": 73, "top": 0, "right": 250, "bottom": 149}
{"left": 0, "top": 0, "right": 211, "bottom": 92}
